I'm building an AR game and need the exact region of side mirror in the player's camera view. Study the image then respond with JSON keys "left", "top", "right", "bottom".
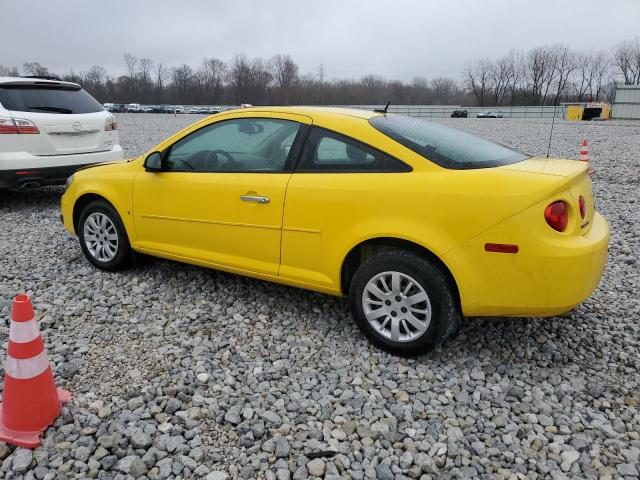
{"left": 144, "top": 151, "right": 163, "bottom": 171}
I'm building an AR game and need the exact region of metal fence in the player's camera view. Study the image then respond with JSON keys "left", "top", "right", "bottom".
{"left": 119, "top": 104, "right": 568, "bottom": 119}
{"left": 341, "top": 105, "right": 566, "bottom": 119}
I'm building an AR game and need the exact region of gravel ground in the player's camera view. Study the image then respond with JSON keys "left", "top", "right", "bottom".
{"left": 0, "top": 113, "right": 639, "bottom": 480}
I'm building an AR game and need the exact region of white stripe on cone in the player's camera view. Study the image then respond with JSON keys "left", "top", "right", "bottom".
{"left": 9, "top": 319, "right": 40, "bottom": 343}
{"left": 5, "top": 350, "right": 50, "bottom": 379}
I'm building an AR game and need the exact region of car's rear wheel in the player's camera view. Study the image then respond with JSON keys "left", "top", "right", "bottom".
{"left": 348, "top": 250, "right": 459, "bottom": 356}
{"left": 78, "top": 199, "right": 132, "bottom": 271}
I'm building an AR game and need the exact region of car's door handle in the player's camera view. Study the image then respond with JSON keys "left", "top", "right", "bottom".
{"left": 240, "top": 195, "right": 270, "bottom": 204}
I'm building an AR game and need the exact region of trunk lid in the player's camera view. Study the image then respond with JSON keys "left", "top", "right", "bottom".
{"left": 26, "top": 111, "right": 113, "bottom": 156}
{"left": 501, "top": 157, "right": 594, "bottom": 234}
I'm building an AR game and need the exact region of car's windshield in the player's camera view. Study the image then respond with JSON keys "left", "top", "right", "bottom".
{"left": 0, "top": 85, "right": 104, "bottom": 114}
{"left": 369, "top": 114, "right": 528, "bottom": 169}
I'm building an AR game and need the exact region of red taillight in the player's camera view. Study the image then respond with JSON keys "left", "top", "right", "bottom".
{"left": 0, "top": 117, "right": 19, "bottom": 134}
{"left": 0, "top": 117, "right": 39, "bottom": 134}
{"left": 105, "top": 116, "right": 117, "bottom": 131}
{"left": 544, "top": 201, "right": 568, "bottom": 232}
{"left": 579, "top": 196, "right": 586, "bottom": 219}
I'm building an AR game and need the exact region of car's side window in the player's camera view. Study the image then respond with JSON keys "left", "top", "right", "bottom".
{"left": 297, "top": 127, "right": 411, "bottom": 172}
{"left": 164, "top": 118, "right": 301, "bottom": 173}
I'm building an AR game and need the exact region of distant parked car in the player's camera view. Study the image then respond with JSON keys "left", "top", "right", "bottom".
{"left": 163, "top": 105, "right": 184, "bottom": 114}
{"left": 126, "top": 103, "right": 142, "bottom": 113}
{"left": 141, "top": 106, "right": 154, "bottom": 113}
{"left": 103, "top": 103, "right": 125, "bottom": 113}
{"left": 0, "top": 76, "right": 123, "bottom": 190}
{"left": 477, "top": 111, "right": 503, "bottom": 118}
{"left": 187, "top": 107, "right": 203, "bottom": 114}
{"left": 451, "top": 110, "right": 468, "bottom": 118}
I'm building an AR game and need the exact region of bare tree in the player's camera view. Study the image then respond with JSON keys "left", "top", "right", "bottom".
{"left": 228, "top": 54, "right": 252, "bottom": 103}
{"left": 170, "top": 64, "right": 194, "bottom": 103}
{"left": 573, "top": 51, "right": 593, "bottom": 101}
{"left": 574, "top": 50, "right": 610, "bottom": 101}
{"left": 122, "top": 53, "right": 138, "bottom": 100}
{"left": 139, "top": 58, "right": 153, "bottom": 84}
{"left": 0, "top": 64, "right": 20, "bottom": 76}
{"left": 123, "top": 53, "right": 138, "bottom": 80}
{"left": 489, "top": 55, "right": 515, "bottom": 106}
{"left": 137, "top": 58, "right": 154, "bottom": 102}
{"left": 430, "top": 77, "right": 459, "bottom": 105}
{"left": 23, "top": 62, "right": 51, "bottom": 77}
{"left": 588, "top": 51, "right": 609, "bottom": 100}
{"left": 524, "top": 46, "right": 558, "bottom": 105}
{"left": 409, "top": 77, "right": 432, "bottom": 104}
{"left": 85, "top": 65, "right": 106, "bottom": 85}
{"left": 155, "top": 63, "right": 168, "bottom": 93}
{"left": 612, "top": 38, "right": 640, "bottom": 85}
{"left": 551, "top": 45, "right": 577, "bottom": 105}
{"left": 464, "top": 59, "right": 491, "bottom": 106}
{"left": 269, "top": 54, "right": 299, "bottom": 103}
{"left": 198, "top": 57, "right": 226, "bottom": 104}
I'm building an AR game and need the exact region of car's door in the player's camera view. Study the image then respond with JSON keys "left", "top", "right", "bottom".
{"left": 132, "top": 113, "right": 310, "bottom": 276}
{"left": 280, "top": 126, "right": 412, "bottom": 291}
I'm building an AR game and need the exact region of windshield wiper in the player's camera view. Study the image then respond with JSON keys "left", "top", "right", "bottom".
{"left": 28, "top": 106, "right": 72, "bottom": 114}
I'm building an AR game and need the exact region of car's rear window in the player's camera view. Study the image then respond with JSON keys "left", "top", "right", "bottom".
{"left": 0, "top": 85, "right": 104, "bottom": 114}
{"left": 369, "top": 114, "right": 528, "bottom": 169}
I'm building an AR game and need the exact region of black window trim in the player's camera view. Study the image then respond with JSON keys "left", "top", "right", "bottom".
{"left": 293, "top": 125, "right": 412, "bottom": 174}
{"left": 158, "top": 117, "right": 309, "bottom": 174}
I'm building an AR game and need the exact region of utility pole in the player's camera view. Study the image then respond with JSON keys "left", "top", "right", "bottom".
{"left": 318, "top": 64, "right": 325, "bottom": 83}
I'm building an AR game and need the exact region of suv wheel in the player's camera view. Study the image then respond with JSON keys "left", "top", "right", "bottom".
{"left": 348, "top": 250, "right": 459, "bottom": 356}
{"left": 78, "top": 200, "right": 132, "bottom": 271}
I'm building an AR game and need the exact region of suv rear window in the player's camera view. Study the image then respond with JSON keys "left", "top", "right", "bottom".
{"left": 0, "top": 85, "right": 104, "bottom": 114}
{"left": 369, "top": 115, "right": 528, "bottom": 169}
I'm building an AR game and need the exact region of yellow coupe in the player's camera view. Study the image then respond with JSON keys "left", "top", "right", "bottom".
{"left": 61, "top": 107, "right": 609, "bottom": 355}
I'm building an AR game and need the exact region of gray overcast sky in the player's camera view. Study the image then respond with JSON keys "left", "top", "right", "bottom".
{"left": 3, "top": 0, "right": 639, "bottom": 80}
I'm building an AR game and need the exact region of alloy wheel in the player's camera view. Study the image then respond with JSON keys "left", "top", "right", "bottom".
{"left": 83, "top": 212, "right": 119, "bottom": 262}
{"left": 362, "top": 271, "right": 432, "bottom": 343}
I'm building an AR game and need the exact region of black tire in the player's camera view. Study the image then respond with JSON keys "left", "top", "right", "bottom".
{"left": 348, "top": 250, "right": 459, "bottom": 356}
{"left": 77, "top": 199, "right": 133, "bottom": 271}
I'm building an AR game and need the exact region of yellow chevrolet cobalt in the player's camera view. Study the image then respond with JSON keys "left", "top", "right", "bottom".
{"left": 61, "top": 107, "right": 609, "bottom": 355}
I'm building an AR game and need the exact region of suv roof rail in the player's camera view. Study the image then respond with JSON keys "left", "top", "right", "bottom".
{"left": 21, "top": 75, "right": 62, "bottom": 81}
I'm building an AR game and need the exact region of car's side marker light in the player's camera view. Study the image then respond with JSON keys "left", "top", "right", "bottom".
{"left": 485, "top": 243, "right": 519, "bottom": 254}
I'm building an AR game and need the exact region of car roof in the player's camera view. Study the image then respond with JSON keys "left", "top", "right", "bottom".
{"left": 0, "top": 76, "right": 80, "bottom": 88}
{"left": 228, "top": 106, "right": 380, "bottom": 122}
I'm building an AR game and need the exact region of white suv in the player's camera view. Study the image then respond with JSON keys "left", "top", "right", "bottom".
{"left": 0, "top": 77, "right": 123, "bottom": 190}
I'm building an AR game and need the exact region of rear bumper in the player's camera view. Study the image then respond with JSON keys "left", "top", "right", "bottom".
{"left": 446, "top": 211, "right": 610, "bottom": 317}
{"left": 0, "top": 146, "right": 123, "bottom": 189}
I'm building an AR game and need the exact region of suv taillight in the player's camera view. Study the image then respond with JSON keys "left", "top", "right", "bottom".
{"left": 544, "top": 201, "right": 568, "bottom": 232}
{"left": 0, "top": 117, "right": 40, "bottom": 134}
{"left": 105, "top": 116, "right": 117, "bottom": 131}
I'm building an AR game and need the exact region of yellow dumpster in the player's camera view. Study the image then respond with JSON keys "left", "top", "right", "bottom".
{"left": 583, "top": 102, "right": 611, "bottom": 120}
{"left": 565, "top": 105, "right": 583, "bottom": 121}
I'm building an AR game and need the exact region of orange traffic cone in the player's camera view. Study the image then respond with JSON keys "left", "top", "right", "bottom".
{"left": 579, "top": 139, "right": 594, "bottom": 175}
{"left": 0, "top": 294, "right": 71, "bottom": 448}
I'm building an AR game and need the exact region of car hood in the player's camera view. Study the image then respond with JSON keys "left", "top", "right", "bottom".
{"left": 75, "top": 158, "right": 131, "bottom": 172}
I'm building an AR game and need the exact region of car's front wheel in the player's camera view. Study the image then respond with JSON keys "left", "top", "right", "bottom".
{"left": 78, "top": 199, "right": 132, "bottom": 271}
{"left": 348, "top": 250, "right": 459, "bottom": 356}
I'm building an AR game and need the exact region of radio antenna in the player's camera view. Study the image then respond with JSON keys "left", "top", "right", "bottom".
{"left": 546, "top": 103, "right": 558, "bottom": 158}
{"left": 374, "top": 101, "right": 391, "bottom": 114}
